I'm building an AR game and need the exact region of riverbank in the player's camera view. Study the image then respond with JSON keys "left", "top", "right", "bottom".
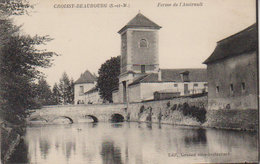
{"left": 1, "top": 122, "right": 27, "bottom": 164}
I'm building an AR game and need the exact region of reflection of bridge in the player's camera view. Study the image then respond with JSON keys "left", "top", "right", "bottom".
{"left": 27, "top": 104, "right": 127, "bottom": 124}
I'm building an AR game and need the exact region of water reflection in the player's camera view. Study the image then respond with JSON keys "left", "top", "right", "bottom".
{"left": 184, "top": 128, "right": 207, "bottom": 145}
{"left": 100, "top": 140, "right": 123, "bottom": 164}
{"left": 7, "top": 136, "right": 29, "bottom": 163}
{"left": 39, "top": 138, "right": 50, "bottom": 159}
{"left": 5, "top": 122, "right": 258, "bottom": 164}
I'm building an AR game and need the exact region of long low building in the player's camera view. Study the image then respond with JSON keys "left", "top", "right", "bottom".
{"left": 113, "top": 68, "right": 207, "bottom": 103}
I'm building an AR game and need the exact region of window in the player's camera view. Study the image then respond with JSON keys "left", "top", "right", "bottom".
{"left": 230, "top": 84, "right": 234, "bottom": 94}
{"left": 79, "top": 86, "right": 84, "bottom": 95}
{"left": 241, "top": 82, "right": 245, "bottom": 91}
{"left": 193, "top": 83, "right": 198, "bottom": 87}
{"left": 216, "top": 86, "right": 219, "bottom": 93}
{"left": 174, "top": 84, "right": 178, "bottom": 87}
{"left": 139, "top": 39, "right": 148, "bottom": 47}
{"left": 141, "top": 65, "right": 145, "bottom": 73}
{"left": 204, "top": 83, "right": 208, "bottom": 87}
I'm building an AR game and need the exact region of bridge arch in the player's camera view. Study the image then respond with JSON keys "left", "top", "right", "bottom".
{"left": 85, "top": 115, "right": 98, "bottom": 123}
{"left": 110, "top": 113, "right": 124, "bottom": 123}
{"left": 29, "top": 117, "right": 48, "bottom": 123}
{"left": 52, "top": 116, "right": 74, "bottom": 124}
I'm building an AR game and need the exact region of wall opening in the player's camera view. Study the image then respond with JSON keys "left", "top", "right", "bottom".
{"left": 123, "top": 81, "right": 127, "bottom": 103}
{"left": 29, "top": 117, "right": 48, "bottom": 123}
{"left": 111, "top": 114, "right": 124, "bottom": 123}
{"left": 52, "top": 116, "right": 73, "bottom": 124}
{"left": 84, "top": 115, "right": 98, "bottom": 123}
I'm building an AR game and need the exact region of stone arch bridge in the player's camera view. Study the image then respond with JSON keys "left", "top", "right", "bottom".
{"left": 27, "top": 104, "right": 127, "bottom": 124}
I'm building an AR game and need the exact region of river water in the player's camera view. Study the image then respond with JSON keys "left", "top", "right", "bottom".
{"left": 8, "top": 122, "right": 258, "bottom": 164}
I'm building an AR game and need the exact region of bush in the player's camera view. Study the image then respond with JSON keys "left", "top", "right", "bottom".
{"left": 178, "top": 102, "right": 207, "bottom": 124}
{"left": 140, "top": 105, "right": 145, "bottom": 113}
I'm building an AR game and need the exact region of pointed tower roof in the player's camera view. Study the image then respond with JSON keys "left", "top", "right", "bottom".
{"left": 118, "top": 13, "right": 161, "bottom": 34}
{"left": 75, "top": 70, "right": 97, "bottom": 84}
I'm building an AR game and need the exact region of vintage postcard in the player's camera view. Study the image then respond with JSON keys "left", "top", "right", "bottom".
{"left": 0, "top": 0, "right": 258, "bottom": 163}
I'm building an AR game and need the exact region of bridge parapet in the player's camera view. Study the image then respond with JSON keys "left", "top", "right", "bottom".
{"left": 28, "top": 104, "right": 128, "bottom": 124}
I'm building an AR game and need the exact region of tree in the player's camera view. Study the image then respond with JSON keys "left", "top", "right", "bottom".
{"left": 0, "top": 4, "right": 57, "bottom": 123}
{"left": 97, "top": 56, "right": 120, "bottom": 103}
{"left": 52, "top": 83, "right": 61, "bottom": 105}
{"left": 35, "top": 78, "right": 53, "bottom": 106}
{"left": 0, "top": 0, "right": 32, "bottom": 16}
{"left": 58, "top": 72, "right": 74, "bottom": 104}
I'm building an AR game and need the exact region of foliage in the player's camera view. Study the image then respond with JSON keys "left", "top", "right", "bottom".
{"left": 51, "top": 83, "right": 61, "bottom": 105}
{"left": 0, "top": 4, "right": 56, "bottom": 123}
{"left": 0, "top": 0, "right": 33, "bottom": 16}
{"left": 34, "top": 78, "right": 53, "bottom": 106}
{"left": 58, "top": 72, "right": 74, "bottom": 104}
{"left": 97, "top": 56, "right": 120, "bottom": 103}
{"left": 178, "top": 102, "right": 207, "bottom": 124}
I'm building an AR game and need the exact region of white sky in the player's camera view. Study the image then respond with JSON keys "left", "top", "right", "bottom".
{"left": 13, "top": 0, "right": 256, "bottom": 86}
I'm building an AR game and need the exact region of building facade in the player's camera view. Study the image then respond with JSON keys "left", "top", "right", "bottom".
{"left": 112, "top": 13, "right": 207, "bottom": 103}
{"left": 84, "top": 87, "right": 103, "bottom": 104}
{"left": 74, "top": 70, "right": 97, "bottom": 104}
{"left": 203, "top": 23, "right": 257, "bottom": 110}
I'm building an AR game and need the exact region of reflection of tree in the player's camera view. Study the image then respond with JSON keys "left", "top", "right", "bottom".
{"left": 100, "top": 141, "right": 122, "bottom": 164}
{"left": 184, "top": 128, "right": 207, "bottom": 145}
{"left": 62, "top": 141, "right": 76, "bottom": 161}
{"left": 7, "top": 138, "right": 29, "bottom": 163}
{"left": 39, "top": 138, "right": 51, "bottom": 159}
{"left": 2, "top": 127, "right": 28, "bottom": 163}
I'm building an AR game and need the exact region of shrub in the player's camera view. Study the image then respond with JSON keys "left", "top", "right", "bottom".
{"left": 171, "top": 104, "right": 177, "bottom": 111}
{"left": 166, "top": 101, "right": 171, "bottom": 108}
{"left": 179, "top": 102, "right": 207, "bottom": 124}
{"left": 140, "top": 105, "right": 145, "bottom": 113}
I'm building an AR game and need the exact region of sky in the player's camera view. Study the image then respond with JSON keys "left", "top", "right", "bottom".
{"left": 13, "top": 0, "right": 256, "bottom": 86}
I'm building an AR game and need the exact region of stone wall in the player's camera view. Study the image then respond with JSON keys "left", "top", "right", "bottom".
{"left": 128, "top": 95, "right": 207, "bottom": 126}
{"left": 127, "top": 95, "right": 258, "bottom": 131}
{"left": 204, "top": 109, "right": 258, "bottom": 131}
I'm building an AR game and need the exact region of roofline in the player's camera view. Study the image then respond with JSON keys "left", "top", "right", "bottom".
{"left": 118, "top": 26, "right": 161, "bottom": 34}
{"left": 160, "top": 68, "right": 206, "bottom": 70}
{"left": 217, "top": 23, "right": 256, "bottom": 44}
{"left": 203, "top": 50, "right": 256, "bottom": 64}
{"left": 74, "top": 82, "right": 95, "bottom": 85}
{"left": 129, "top": 80, "right": 207, "bottom": 87}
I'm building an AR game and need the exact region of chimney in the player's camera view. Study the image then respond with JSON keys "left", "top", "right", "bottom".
{"left": 158, "top": 69, "right": 162, "bottom": 81}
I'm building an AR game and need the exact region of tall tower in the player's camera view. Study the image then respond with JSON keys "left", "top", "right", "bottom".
{"left": 118, "top": 12, "right": 162, "bottom": 75}
{"left": 117, "top": 13, "right": 161, "bottom": 103}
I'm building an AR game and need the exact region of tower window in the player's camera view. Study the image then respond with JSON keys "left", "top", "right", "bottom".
{"left": 230, "top": 84, "right": 234, "bottom": 94}
{"left": 241, "top": 82, "right": 245, "bottom": 91}
{"left": 141, "top": 65, "right": 146, "bottom": 73}
{"left": 139, "top": 39, "right": 148, "bottom": 48}
{"left": 79, "top": 86, "right": 84, "bottom": 95}
{"left": 216, "top": 86, "right": 219, "bottom": 93}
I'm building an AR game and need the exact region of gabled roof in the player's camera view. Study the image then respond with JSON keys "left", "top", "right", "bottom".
{"left": 203, "top": 23, "right": 257, "bottom": 64}
{"left": 75, "top": 70, "right": 97, "bottom": 84}
{"left": 84, "top": 86, "right": 98, "bottom": 95}
{"left": 118, "top": 13, "right": 161, "bottom": 34}
{"left": 128, "top": 68, "right": 207, "bottom": 86}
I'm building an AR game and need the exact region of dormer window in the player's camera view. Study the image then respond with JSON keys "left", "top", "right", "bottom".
{"left": 139, "top": 39, "right": 148, "bottom": 48}
{"left": 180, "top": 71, "right": 190, "bottom": 82}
